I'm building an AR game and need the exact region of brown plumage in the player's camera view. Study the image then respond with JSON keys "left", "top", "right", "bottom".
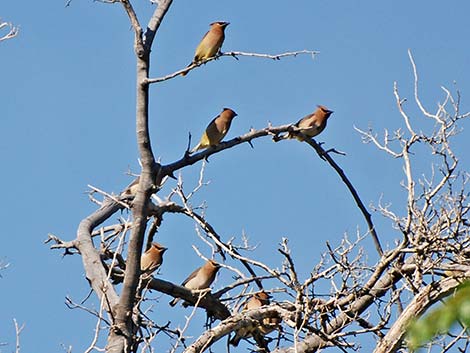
{"left": 169, "top": 259, "right": 221, "bottom": 306}
{"left": 230, "top": 291, "right": 280, "bottom": 346}
{"left": 140, "top": 242, "right": 167, "bottom": 275}
{"left": 181, "top": 21, "right": 229, "bottom": 76}
{"left": 190, "top": 108, "right": 237, "bottom": 153}
{"left": 285, "top": 105, "right": 334, "bottom": 141}
{"left": 122, "top": 176, "right": 140, "bottom": 197}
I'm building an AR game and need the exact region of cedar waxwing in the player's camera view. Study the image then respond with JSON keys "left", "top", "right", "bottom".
{"left": 140, "top": 242, "right": 167, "bottom": 275}
{"left": 122, "top": 177, "right": 140, "bottom": 197}
{"left": 230, "top": 291, "right": 280, "bottom": 346}
{"left": 190, "top": 108, "right": 237, "bottom": 153}
{"left": 181, "top": 21, "right": 230, "bottom": 76}
{"left": 285, "top": 105, "right": 334, "bottom": 141}
{"left": 169, "top": 259, "right": 221, "bottom": 306}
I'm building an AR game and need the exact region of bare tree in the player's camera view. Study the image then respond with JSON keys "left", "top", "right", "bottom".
{"left": 47, "top": 2, "right": 470, "bottom": 353}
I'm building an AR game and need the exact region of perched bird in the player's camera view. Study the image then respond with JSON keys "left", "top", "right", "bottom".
{"left": 121, "top": 175, "right": 169, "bottom": 199}
{"left": 140, "top": 242, "right": 167, "bottom": 275}
{"left": 181, "top": 21, "right": 230, "bottom": 76}
{"left": 230, "top": 291, "right": 280, "bottom": 346}
{"left": 190, "top": 108, "right": 237, "bottom": 153}
{"left": 284, "top": 105, "right": 334, "bottom": 141}
{"left": 169, "top": 259, "right": 221, "bottom": 306}
{"left": 121, "top": 176, "right": 140, "bottom": 197}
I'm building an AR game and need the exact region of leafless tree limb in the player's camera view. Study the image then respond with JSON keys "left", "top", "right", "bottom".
{"left": 374, "top": 276, "right": 467, "bottom": 353}
{"left": 303, "top": 137, "right": 384, "bottom": 257}
{"left": 0, "top": 20, "right": 18, "bottom": 42}
{"left": 146, "top": 50, "right": 319, "bottom": 84}
{"left": 14, "top": 319, "right": 24, "bottom": 353}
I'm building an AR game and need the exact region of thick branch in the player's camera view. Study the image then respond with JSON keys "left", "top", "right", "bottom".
{"left": 146, "top": 277, "right": 231, "bottom": 320}
{"left": 76, "top": 199, "right": 122, "bottom": 312}
{"left": 109, "top": 1, "right": 174, "bottom": 352}
{"left": 161, "top": 124, "right": 291, "bottom": 177}
{"left": 143, "top": 0, "right": 173, "bottom": 52}
{"left": 373, "top": 277, "right": 464, "bottom": 353}
{"left": 119, "top": 0, "right": 143, "bottom": 54}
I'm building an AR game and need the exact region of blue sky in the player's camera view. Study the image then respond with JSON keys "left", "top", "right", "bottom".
{"left": 1, "top": 1, "right": 470, "bottom": 352}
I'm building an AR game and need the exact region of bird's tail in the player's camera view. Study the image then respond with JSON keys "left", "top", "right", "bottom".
{"left": 190, "top": 143, "right": 202, "bottom": 154}
{"left": 169, "top": 297, "right": 180, "bottom": 307}
{"left": 229, "top": 334, "right": 242, "bottom": 347}
{"left": 180, "top": 62, "right": 194, "bottom": 76}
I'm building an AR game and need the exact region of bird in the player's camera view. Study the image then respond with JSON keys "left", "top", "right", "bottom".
{"left": 121, "top": 176, "right": 140, "bottom": 197}
{"left": 169, "top": 259, "right": 221, "bottom": 306}
{"left": 140, "top": 242, "right": 167, "bottom": 276}
{"left": 190, "top": 108, "right": 237, "bottom": 153}
{"left": 181, "top": 21, "right": 230, "bottom": 76}
{"left": 230, "top": 291, "right": 280, "bottom": 346}
{"left": 284, "top": 105, "right": 334, "bottom": 141}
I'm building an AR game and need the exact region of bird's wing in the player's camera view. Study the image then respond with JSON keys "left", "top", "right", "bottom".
{"left": 193, "top": 30, "right": 211, "bottom": 61}
{"left": 205, "top": 116, "right": 224, "bottom": 144}
{"left": 181, "top": 266, "right": 201, "bottom": 286}
{"left": 295, "top": 113, "right": 314, "bottom": 128}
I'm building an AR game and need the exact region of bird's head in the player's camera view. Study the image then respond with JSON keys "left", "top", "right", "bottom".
{"left": 210, "top": 21, "right": 230, "bottom": 29}
{"left": 222, "top": 107, "right": 238, "bottom": 119}
{"left": 317, "top": 105, "right": 334, "bottom": 118}
{"left": 255, "top": 291, "right": 272, "bottom": 302}
{"left": 151, "top": 242, "right": 168, "bottom": 253}
{"left": 208, "top": 259, "right": 221, "bottom": 268}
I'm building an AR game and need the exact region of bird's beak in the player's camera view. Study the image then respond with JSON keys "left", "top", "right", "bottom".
{"left": 223, "top": 22, "right": 230, "bottom": 27}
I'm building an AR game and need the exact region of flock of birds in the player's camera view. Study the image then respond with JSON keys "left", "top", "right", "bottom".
{"left": 134, "top": 21, "right": 335, "bottom": 346}
{"left": 140, "top": 244, "right": 279, "bottom": 346}
{"left": 183, "top": 22, "right": 334, "bottom": 153}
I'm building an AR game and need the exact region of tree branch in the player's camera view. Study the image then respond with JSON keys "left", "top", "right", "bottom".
{"left": 184, "top": 305, "right": 298, "bottom": 353}
{"left": 303, "top": 138, "right": 384, "bottom": 256}
{"left": 0, "top": 20, "right": 18, "bottom": 42}
{"left": 145, "top": 277, "right": 231, "bottom": 320}
{"left": 374, "top": 277, "right": 465, "bottom": 353}
{"left": 161, "top": 124, "right": 291, "bottom": 177}
{"left": 75, "top": 199, "right": 122, "bottom": 312}
{"left": 107, "top": 1, "right": 174, "bottom": 352}
{"left": 146, "top": 50, "right": 319, "bottom": 84}
{"left": 143, "top": 0, "right": 173, "bottom": 52}
{"left": 119, "top": 0, "right": 143, "bottom": 52}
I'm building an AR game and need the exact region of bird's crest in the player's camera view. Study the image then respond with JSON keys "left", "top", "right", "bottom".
{"left": 317, "top": 105, "right": 334, "bottom": 114}
{"left": 210, "top": 21, "right": 230, "bottom": 28}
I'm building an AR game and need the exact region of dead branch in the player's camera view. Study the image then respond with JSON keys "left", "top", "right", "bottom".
{"left": 0, "top": 20, "right": 18, "bottom": 42}
{"left": 146, "top": 50, "right": 318, "bottom": 84}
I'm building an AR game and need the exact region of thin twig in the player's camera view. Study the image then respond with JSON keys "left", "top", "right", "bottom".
{"left": 146, "top": 50, "right": 319, "bottom": 84}
{"left": 0, "top": 20, "right": 18, "bottom": 42}
{"left": 303, "top": 138, "right": 384, "bottom": 256}
{"left": 14, "top": 319, "right": 24, "bottom": 353}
